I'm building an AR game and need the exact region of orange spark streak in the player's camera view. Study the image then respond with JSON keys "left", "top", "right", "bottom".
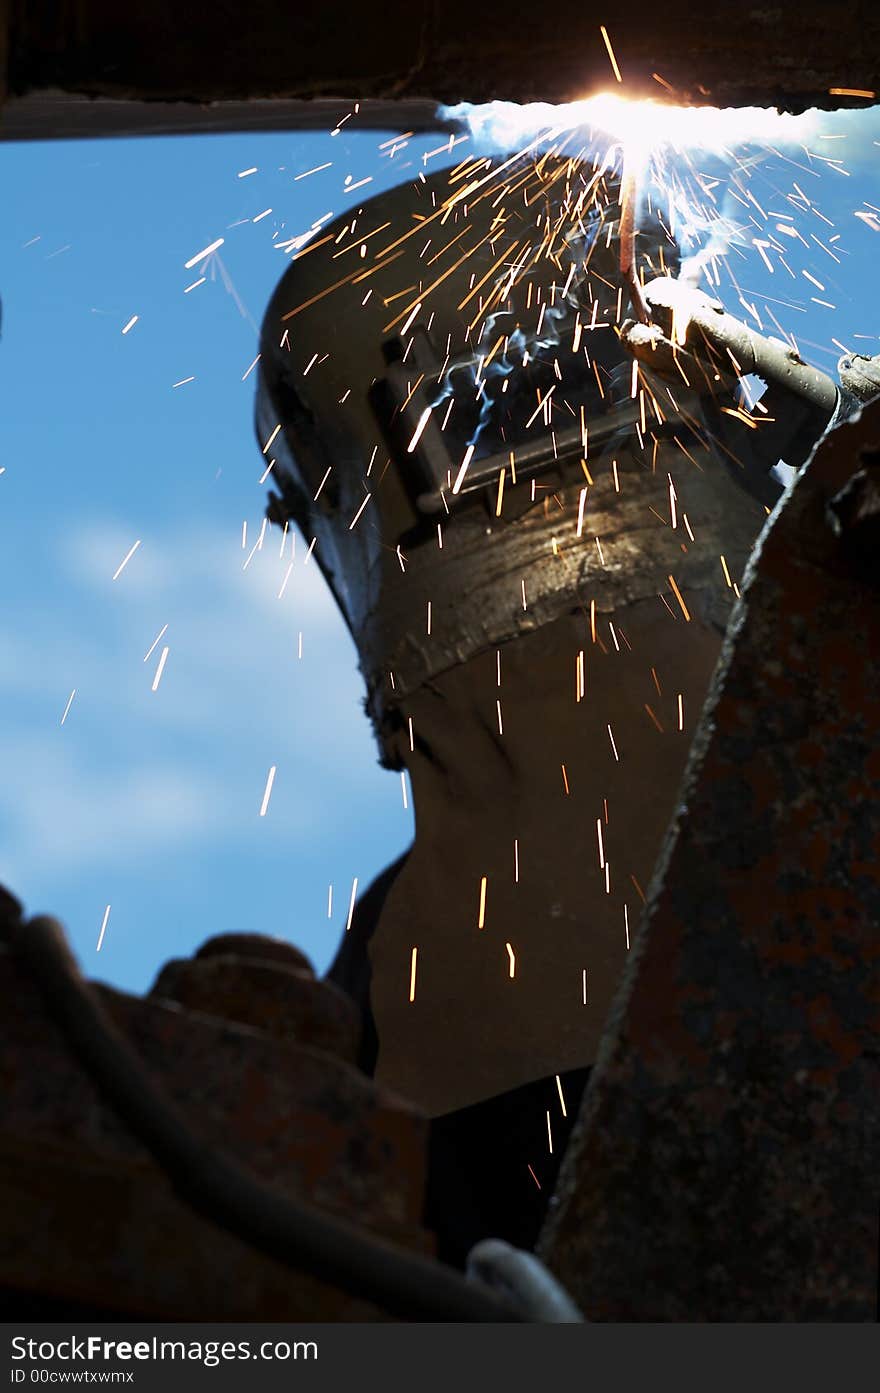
{"left": 599, "top": 26, "right": 623, "bottom": 83}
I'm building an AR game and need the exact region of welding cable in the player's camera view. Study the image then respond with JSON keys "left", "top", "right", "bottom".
{"left": 466, "top": 1240, "right": 584, "bottom": 1322}
{"left": 0, "top": 901, "right": 578, "bottom": 1323}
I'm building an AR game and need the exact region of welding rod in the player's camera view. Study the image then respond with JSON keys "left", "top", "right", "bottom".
{"left": 619, "top": 156, "right": 651, "bottom": 327}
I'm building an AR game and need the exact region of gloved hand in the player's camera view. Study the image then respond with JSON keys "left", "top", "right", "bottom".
{"left": 838, "top": 352, "right": 880, "bottom": 405}
{"left": 620, "top": 276, "right": 842, "bottom": 507}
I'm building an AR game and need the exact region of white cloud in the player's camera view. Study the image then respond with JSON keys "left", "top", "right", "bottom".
{"left": 0, "top": 732, "right": 232, "bottom": 881}
{"left": 0, "top": 515, "right": 397, "bottom": 887}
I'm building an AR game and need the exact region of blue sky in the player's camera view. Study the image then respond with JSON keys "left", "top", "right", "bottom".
{"left": 1, "top": 109, "right": 877, "bottom": 992}
{"left": 0, "top": 127, "right": 460, "bottom": 990}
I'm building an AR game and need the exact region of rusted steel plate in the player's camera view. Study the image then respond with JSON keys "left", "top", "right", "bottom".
{"left": 150, "top": 937, "right": 361, "bottom": 1065}
{"left": 0, "top": 945, "right": 429, "bottom": 1317}
{"left": 540, "top": 400, "right": 880, "bottom": 1321}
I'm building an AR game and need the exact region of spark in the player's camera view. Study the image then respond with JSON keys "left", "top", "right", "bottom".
{"left": 111, "top": 539, "right": 141, "bottom": 581}
{"left": 667, "top": 573, "right": 692, "bottom": 621}
{"left": 184, "top": 277, "right": 205, "bottom": 293}
{"left": 327, "top": 884, "right": 333, "bottom": 919}
{"left": 294, "top": 162, "right": 333, "bottom": 180}
{"left": 150, "top": 651, "right": 169, "bottom": 696}
{"left": 238, "top": 167, "right": 258, "bottom": 178}
{"left": 277, "top": 562, "right": 293, "bottom": 599}
{"left": 561, "top": 764, "right": 571, "bottom": 795}
{"left": 313, "top": 466, "right": 332, "bottom": 501}
{"left": 184, "top": 237, "right": 224, "bottom": 269}
{"left": 678, "top": 693, "right": 684, "bottom": 731}
{"left": 121, "top": 315, "right": 139, "bottom": 334}
{"left": 96, "top": 904, "right": 111, "bottom": 953}
{"left": 259, "top": 764, "right": 277, "bottom": 817}
{"left": 599, "top": 25, "right": 623, "bottom": 83}
{"left": 400, "top": 771, "right": 409, "bottom": 809}
{"left": 262, "top": 423, "right": 281, "bottom": 455}
{"left": 452, "top": 444, "right": 475, "bottom": 493}
{"left": 576, "top": 487, "right": 587, "bottom": 537}
{"left": 143, "top": 624, "right": 168, "bottom": 662}
{"left": 407, "top": 405, "right": 433, "bottom": 454}
{"left": 478, "top": 875, "right": 488, "bottom": 928}
{"left": 506, "top": 942, "right": 516, "bottom": 978}
{"left": 607, "top": 724, "right": 620, "bottom": 761}
{"left": 409, "top": 946, "right": 418, "bottom": 1002}
{"left": 172, "top": 376, "right": 195, "bottom": 388}
{"left": 514, "top": 838, "right": 520, "bottom": 883}
{"left": 644, "top": 703, "right": 664, "bottom": 733}
{"left": 60, "top": 689, "right": 76, "bottom": 726}
{"left": 582, "top": 969, "right": 588, "bottom": 1005}
{"left": 528, "top": 1164, "right": 542, "bottom": 1190}
{"left": 546, "top": 1110, "right": 553, "bottom": 1154}
{"left": 555, "top": 1074, "right": 567, "bottom": 1116}
{"left": 241, "top": 355, "right": 261, "bottom": 381}
{"left": 625, "top": 904, "right": 630, "bottom": 949}
{"left": 400, "top": 301, "right": 423, "bottom": 336}
{"left": 348, "top": 493, "right": 372, "bottom": 530}
{"left": 346, "top": 877, "right": 359, "bottom": 932}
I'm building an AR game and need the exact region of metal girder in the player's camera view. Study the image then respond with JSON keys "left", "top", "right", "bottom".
{"left": 540, "top": 400, "right": 880, "bottom": 1321}
{"left": 2, "top": 1, "right": 879, "bottom": 138}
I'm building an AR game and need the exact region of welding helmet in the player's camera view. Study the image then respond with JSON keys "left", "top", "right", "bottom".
{"left": 255, "top": 156, "right": 769, "bottom": 764}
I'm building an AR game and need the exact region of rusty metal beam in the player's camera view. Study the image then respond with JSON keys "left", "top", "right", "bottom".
{"left": 2, "top": 0, "right": 879, "bottom": 135}
{"left": 0, "top": 91, "right": 455, "bottom": 142}
{"left": 539, "top": 400, "right": 880, "bottom": 1321}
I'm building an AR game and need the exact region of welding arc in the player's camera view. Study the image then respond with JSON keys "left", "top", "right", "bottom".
{"left": 3, "top": 906, "right": 522, "bottom": 1324}
{"left": 619, "top": 159, "right": 651, "bottom": 326}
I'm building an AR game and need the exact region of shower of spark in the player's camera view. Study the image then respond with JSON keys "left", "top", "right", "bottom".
{"left": 439, "top": 93, "right": 879, "bottom": 308}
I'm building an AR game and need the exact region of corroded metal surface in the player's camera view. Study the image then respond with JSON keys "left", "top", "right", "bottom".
{"left": 540, "top": 401, "right": 880, "bottom": 1321}
{"left": 151, "top": 935, "right": 361, "bottom": 1064}
{"left": 0, "top": 944, "right": 429, "bottom": 1318}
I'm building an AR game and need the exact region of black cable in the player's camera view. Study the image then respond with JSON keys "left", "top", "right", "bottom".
{"left": 3, "top": 902, "right": 520, "bottom": 1324}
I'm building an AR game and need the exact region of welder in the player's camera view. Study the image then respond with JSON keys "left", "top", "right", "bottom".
{"left": 254, "top": 155, "right": 856, "bottom": 1263}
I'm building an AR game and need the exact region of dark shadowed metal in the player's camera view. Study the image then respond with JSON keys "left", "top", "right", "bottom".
{"left": 540, "top": 400, "right": 880, "bottom": 1320}
{"left": 3, "top": 1, "right": 880, "bottom": 116}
